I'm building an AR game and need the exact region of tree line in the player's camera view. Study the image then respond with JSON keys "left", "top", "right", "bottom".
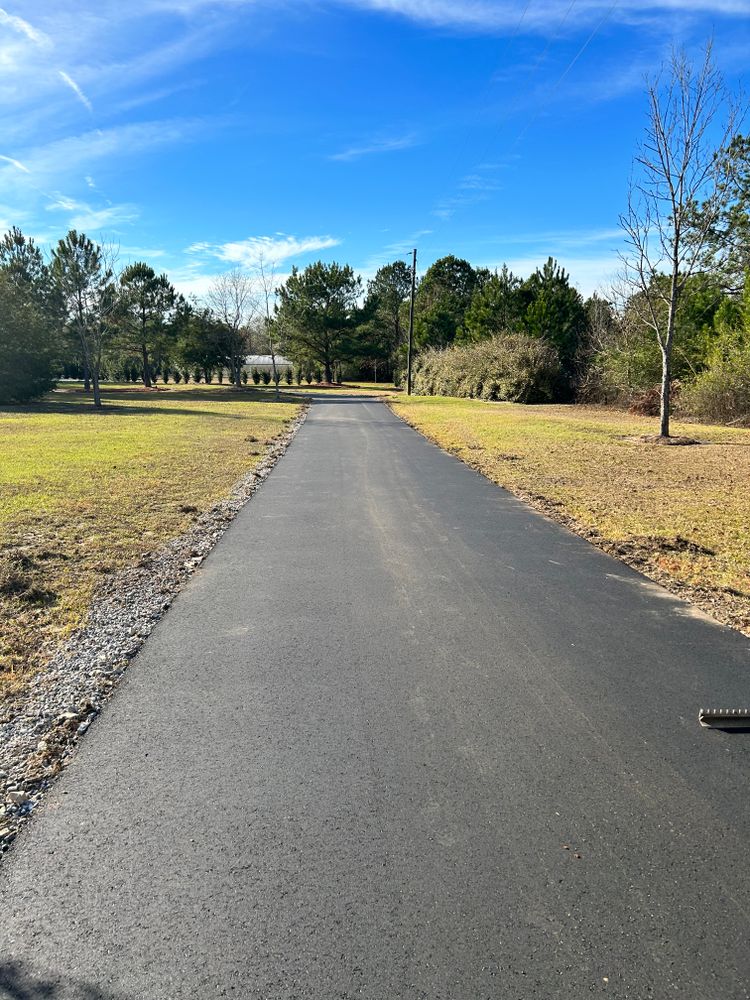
{"left": 0, "top": 230, "right": 292, "bottom": 406}
{"left": 2, "top": 46, "right": 748, "bottom": 429}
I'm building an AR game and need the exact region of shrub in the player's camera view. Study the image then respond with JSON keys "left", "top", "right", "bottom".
{"left": 173, "top": 368, "right": 182, "bottom": 384}
{"left": 411, "top": 334, "right": 561, "bottom": 403}
{"left": 285, "top": 367, "right": 293, "bottom": 385}
{"left": 241, "top": 370, "right": 248, "bottom": 384}
{"left": 681, "top": 350, "right": 750, "bottom": 425}
{"left": 295, "top": 367, "right": 303, "bottom": 385}
{"left": 251, "top": 368, "right": 261, "bottom": 385}
{"left": 261, "top": 370, "right": 271, "bottom": 385}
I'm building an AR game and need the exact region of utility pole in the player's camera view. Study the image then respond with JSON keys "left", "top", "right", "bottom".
{"left": 407, "top": 248, "right": 416, "bottom": 396}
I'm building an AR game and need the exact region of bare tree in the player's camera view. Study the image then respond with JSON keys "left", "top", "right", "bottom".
{"left": 619, "top": 43, "right": 742, "bottom": 437}
{"left": 208, "top": 269, "right": 257, "bottom": 388}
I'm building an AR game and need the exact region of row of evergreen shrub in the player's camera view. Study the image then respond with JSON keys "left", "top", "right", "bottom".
{"left": 411, "top": 335, "right": 562, "bottom": 403}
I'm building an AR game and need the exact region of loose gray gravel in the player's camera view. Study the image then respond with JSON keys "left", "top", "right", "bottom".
{"left": 0, "top": 402, "right": 308, "bottom": 857}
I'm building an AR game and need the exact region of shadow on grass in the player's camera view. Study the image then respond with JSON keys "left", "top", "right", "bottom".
{"left": 0, "top": 385, "right": 301, "bottom": 420}
{"left": 0, "top": 962, "right": 127, "bottom": 1000}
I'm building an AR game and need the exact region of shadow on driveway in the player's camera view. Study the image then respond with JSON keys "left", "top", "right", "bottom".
{"left": 0, "top": 963, "right": 127, "bottom": 1000}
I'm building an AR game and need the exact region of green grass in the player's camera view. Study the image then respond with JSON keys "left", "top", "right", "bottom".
{"left": 390, "top": 395, "right": 750, "bottom": 635}
{"left": 0, "top": 383, "right": 302, "bottom": 696}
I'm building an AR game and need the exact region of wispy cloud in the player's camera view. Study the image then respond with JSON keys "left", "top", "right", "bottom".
{"left": 339, "top": 0, "right": 750, "bottom": 33}
{"left": 0, "top": 8, "right": 51, "bottom": 47}
{"left": 188, "top": 233, "right": 342, "bottom": 267}
{"left": 45, "top": 195, "right": 139, "bottom": 231}
{"left": 0, "top": 153, "right": 29, "bottom": 173}
{"left": 22, "top": 119, "right": 200, "bottom": 180}
{"left": 483, "top": 226, "right": 624, "bottom": 249}
{"left": 361, "top": 228, "right": 432, "bottom": 273}
{"left": 58, "top": 71, "right": 94, "bottom": 112}
{"left": 330, "top": 134, "right": 418, "bottom": 162}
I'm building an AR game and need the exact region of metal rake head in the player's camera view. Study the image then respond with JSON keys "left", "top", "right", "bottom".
{"left": 699, "top": 708, "right": 750, "bottom": 730}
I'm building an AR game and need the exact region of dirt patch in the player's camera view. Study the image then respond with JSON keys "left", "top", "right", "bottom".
{"left": 624, "top": 434, "right": 701, "bottom": 446}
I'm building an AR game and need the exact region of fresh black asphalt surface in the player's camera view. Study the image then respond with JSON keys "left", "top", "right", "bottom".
{"left": 1, "top": 396, "right": 749, "bottom": 999}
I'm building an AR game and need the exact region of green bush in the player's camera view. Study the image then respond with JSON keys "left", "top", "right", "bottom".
{"left": 681, "top": 349, "right": 750, "bottom": 425}
{"left": 411, "top": 334, "right": 561, "bottom": 403}
{"left": 295, "top": 367, "right": 303, "bottom": 385}
{"left": 251, "top": 368, "right": 261, "bottom": 385}
{"left": 261, "top": 370, "right": 271, "bottom": 385}
{"left": 285, "top": 367, "right": 293, "bottom": 385}
{"left": 241, "top": 370, "right": 248, "bottom": 384}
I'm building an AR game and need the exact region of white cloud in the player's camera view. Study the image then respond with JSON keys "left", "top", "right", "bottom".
{"left": 485, "top": 226, "right": 624, "bottom": 249}
{"left": 0, "top": 153, "right": 29, "bottom": 172}
{"left": 188, "top": 233, "right": 342, "bottom": 267}
{"left": 0, "top": 8, "right": 51, "bottom": 47}
{"left": 330, "top": 134, "right": 418, "bottom": 161}
{"left": 45, "top": 194, "right": 139, "bottom": 231}
{"left": 339, "top": 0, "right": 750, "bottom": 33}
{"left": 22, "top": 119, "right": 197, "bottom": 181}
{"left": 58, "top": 70, "right": 94, "bottom": 112}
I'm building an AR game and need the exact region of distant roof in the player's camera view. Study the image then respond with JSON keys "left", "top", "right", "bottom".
{"left": 244, "top": 355, "right": 292, "bottom": 366}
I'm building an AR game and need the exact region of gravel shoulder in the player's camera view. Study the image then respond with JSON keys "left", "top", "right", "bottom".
{"left": 0, "top": 403, "right": 308, "bottom": 858}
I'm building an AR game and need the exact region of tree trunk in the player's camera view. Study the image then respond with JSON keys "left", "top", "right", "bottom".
{"left": 142, "top": 345, "right": 152, "bottom": 388}
{"left": 660, "top": 273, "right": 679, "bottom": 438}
{"left": 83, "top": 356, "right": 91, "bottom": 393}
{"left": 92, "top": 368, "right": 102, "bottom": 409}
{"left": 659, "top": 343, "right": 671, "bottom": 438}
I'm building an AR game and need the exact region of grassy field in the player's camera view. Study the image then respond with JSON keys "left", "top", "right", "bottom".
{"left": 0, "top": 383, "right": 302, "bottom": 697}
{"left": 389, "top": 396, "right": 750, "bottom": 635}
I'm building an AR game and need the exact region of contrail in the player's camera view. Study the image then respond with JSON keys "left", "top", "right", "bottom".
{"left": 59, "top": 70, "right": 93, "bottom": 112}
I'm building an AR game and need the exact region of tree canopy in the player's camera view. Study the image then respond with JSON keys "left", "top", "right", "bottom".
{"left": 276, "top": 261, "right": 362, "bottom": 382}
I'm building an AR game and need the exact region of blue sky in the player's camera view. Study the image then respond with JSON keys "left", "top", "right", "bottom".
{"left": 1, "top": 0, "right": 748, "bottom": 300}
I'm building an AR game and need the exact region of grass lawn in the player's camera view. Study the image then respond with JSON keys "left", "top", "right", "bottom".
{"left": 0, "top": 383, "right": 302, "bottom": 698}
{"left": 389, "top": 396, "right": 750, "bottom": 635}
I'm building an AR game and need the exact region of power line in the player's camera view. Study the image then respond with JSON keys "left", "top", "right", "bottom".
{"left": 438, "top": 0, "right": 537, "bottom": 192}
{"left": 512, "top": 0, "right": 621, "bottom": 149}
{"left": 435, "top": 0, "right": 580, "bottom": 212}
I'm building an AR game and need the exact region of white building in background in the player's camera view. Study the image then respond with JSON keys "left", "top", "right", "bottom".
{"left": 243, "top": 354, "right": 293, "bottom": 372}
